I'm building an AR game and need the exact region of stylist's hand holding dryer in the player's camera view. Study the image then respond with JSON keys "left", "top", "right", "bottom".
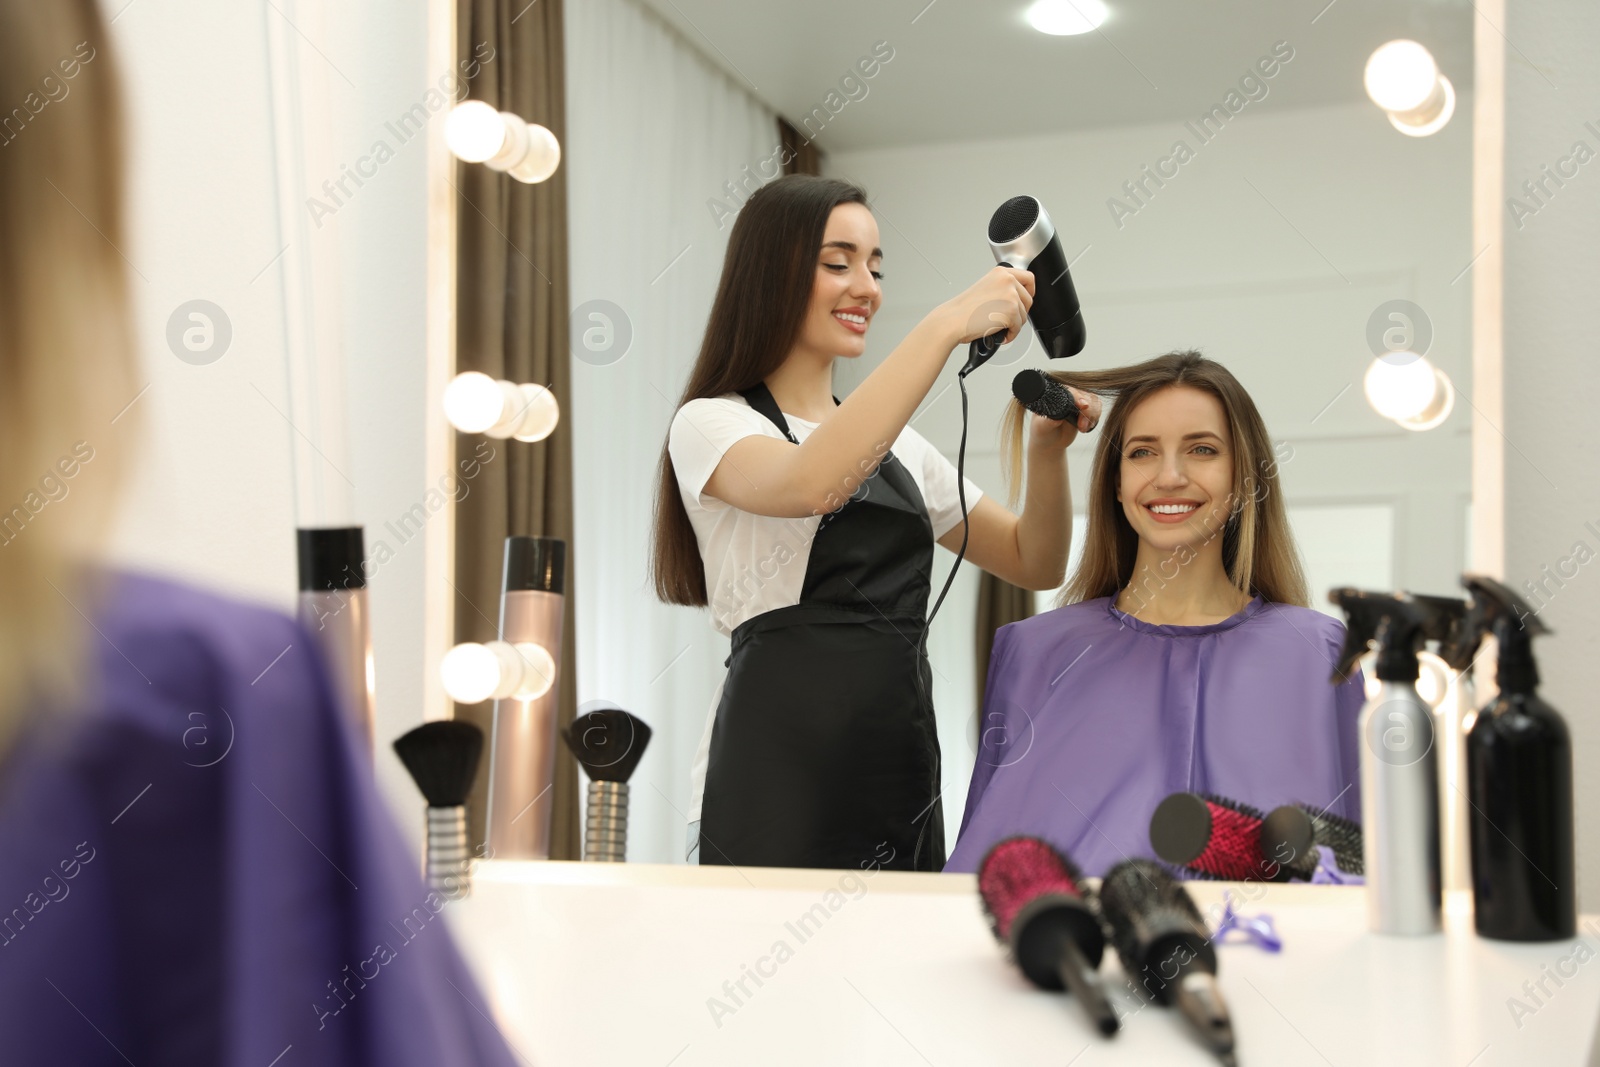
{"left": 655, "top": 175, "right": 1100, "bottom": 872}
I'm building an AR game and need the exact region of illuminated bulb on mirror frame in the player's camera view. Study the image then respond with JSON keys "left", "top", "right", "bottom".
{"left": 443, "top": 371, "right": 560, "bottom": 442}
{"left": 440, "top": 640, "right": 557, "bottom": 705}
{"left": 1364, "top": 40, "right": 1455, "bottom": 137}
{"left": 445, "top": 100, "right": 507, "bottom": 162}
{"left": 1363, "top": 351, "right": 1454, "bottom": 429}
{"left": 445, "top": 101, "right": 562, "bottom": 184}
{"left": 1025, "top": 0, "right": 1109, "bottom": 36}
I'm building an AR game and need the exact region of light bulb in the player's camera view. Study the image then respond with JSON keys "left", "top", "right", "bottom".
{"left": 1364, "top": 352, "right": 1438, "bottom": 421}
{"left": 508, "top": 123, "right": 561, "bottom": 184}
{"left": 440, "top": 640, "right": 557, "bottom": 704}
{"left": 1390, "top": 75, "right": 1456, "bottom": 137}
{"left": 446, "top": 101, "right": 508, "bottom": 163}
{"left": 510, "top": 384, "right": 561, "bottom": 442}
{"left": 443, "top": 371, "right": 512, "bottom": 434}
{"left": 1025, "top": 0, "right": 1109, "bottom": 36}
{"left": 1364, "top": 40, "right": 1438, "bottom": 112}
{"left": 441, "top": 642, "right": 502, "bottom": 704}
{"left": 505, "top": 642, "right": 556, "bottom": 700}
{"left": 1394, "top": 366, "right": 1455, "bottom": 431}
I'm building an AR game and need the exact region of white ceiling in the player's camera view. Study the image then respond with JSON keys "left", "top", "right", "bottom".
{"left": 631, "top": 0, "right": 1474, "bottom": 151}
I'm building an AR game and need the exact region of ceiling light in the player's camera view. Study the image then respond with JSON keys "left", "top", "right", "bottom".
{"left": 1026, "top": 0, "right": 1109, "bottom": 36}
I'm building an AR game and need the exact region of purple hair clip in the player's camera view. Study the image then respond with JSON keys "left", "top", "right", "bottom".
{"left": 1214, "top": 890, "right": 1282, "bottom": 952}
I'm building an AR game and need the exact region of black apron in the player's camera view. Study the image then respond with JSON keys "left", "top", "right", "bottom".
{"left": 697, "top": 382, "right": 946, "bottom": 872}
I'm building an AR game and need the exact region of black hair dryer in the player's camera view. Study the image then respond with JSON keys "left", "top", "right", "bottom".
{"left": 964, "top": 195, "right": 1087, "bottom": 375}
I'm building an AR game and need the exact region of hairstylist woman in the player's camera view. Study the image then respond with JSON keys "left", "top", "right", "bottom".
{"left": 652, "top": 175, "right": 1101, "bottom": 871}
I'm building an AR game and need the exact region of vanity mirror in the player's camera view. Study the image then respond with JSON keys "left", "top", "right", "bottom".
{"left": 428, "top": 0, "right": 1482, "bottom": 871}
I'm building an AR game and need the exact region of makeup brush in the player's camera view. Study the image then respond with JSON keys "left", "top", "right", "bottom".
{"left": 1149, "top": 791, "right": 1317, "bottom": 882}
{"left": 1262, "top": 803, "right": 1365, "bottom": 876}
{"left": 393, "top": 720, "right": 485, "bottom": 899}
{"left": 1100, "top": 858, "right": 1237, "bottom": 1067}
{"left": 977, "top": 836, "right": 1120, "bottom": 1036}
{"left": 561, "top": 706, "right": 652, "bottom": 862}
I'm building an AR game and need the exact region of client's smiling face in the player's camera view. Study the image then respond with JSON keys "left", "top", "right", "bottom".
{"left": 1116, "top": 385, "right": 1236, "bottom": 550}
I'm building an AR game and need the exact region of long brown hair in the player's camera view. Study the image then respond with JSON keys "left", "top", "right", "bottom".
{"left": 651, "top": 174, "right": 869, "bottom": 606}
{"left": 0, "top": 0, "right": 137, "bottom": 755}
{"left": 999, "top": 351, "right": 1307, "bottom": 609}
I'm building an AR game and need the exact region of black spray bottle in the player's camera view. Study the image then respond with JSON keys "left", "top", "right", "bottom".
{"left": 1329, "top": 589, "right": 1444, "bottom": 935}
{"left": 1459, "top": 574, "right": 1575, "bottom": 941}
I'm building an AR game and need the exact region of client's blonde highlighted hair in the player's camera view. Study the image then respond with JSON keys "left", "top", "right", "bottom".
{"left": 0, "top": 0, "right": 138, "bottom": 754}
{"left": 999, "top": 351, "right": 1307, "bottom": 610}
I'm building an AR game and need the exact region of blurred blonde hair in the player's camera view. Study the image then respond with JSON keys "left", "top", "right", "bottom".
{"left": 999, "top": 351, "right": 1307, "bottom": 610}
{"left": 0, "top": 0, "right": 138, "bottom": 755}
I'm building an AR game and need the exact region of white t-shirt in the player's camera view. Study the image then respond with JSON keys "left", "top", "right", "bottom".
{"left": 668, "top": 392, "right": 984, "bottom": 638}
{"left": 668, "top": 391, "right": 983, "bottom": 828}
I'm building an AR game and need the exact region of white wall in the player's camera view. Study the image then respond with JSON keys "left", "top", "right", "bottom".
{"left": 103, "top": 0, "right": 432, "bottom": 836}
{"left": 1501, "top": 0, "right": 1600, "bottom": 912}
{"left": 826, "top": 97, "right": 1473, "bottom": 829}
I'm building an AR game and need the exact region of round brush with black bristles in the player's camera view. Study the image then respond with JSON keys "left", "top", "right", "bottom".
{"left": 1262, "top": 803, "right": 1365, "bottom": 876}
{"left": 393, "top": 720, "right": 484, "bottom": 899}
{"left": 977, "top": 836, "right": 1120, "bottom": 1036}
{"left": 1100, "top": 858, "right": 1237, "bottom": 1067}
{"left": 561, "top": 707, "right": 652, "bottom": 862}
{"left": 1150, "top": 791, "right": 1318, "bottom": 882}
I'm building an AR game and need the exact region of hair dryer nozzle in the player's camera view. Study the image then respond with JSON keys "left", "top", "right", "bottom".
{"left": 986, "top": 195, "right": 1085, "bottom": 360}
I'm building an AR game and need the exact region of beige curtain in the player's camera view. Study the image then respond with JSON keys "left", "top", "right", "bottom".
{"left": 974, "top": 573, "right": 1034, "bottom": 746}
{"left": 779, "top": 116, "right": 824, "bottom": 176}
{"left": 453, "top": 0, "right": 578, "bottom": 860}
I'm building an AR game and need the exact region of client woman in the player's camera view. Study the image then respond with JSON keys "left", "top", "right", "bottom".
{"left": 0, "top": 2, "right": 515, "bottom": 1061}
{"left": 945, "top": 351, "right": 1366, "bottom": 876}
{"left": 652, "top": 175, "right": 1101, "bottom": 871}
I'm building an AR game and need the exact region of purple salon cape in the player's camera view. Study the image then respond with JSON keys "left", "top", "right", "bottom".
{"left": 946, "top": 594, "right": 1366, "bottom": 878}
{"left": 0, "top": 570, "right": 519, "bottom": 1066}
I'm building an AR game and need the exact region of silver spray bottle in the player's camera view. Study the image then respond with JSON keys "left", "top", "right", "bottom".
{"left": 1329, "top": 590, "right": 1443, "bottom": 935}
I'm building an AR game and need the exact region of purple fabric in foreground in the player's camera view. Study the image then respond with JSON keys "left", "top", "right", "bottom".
{"left": 0, "top": 570, "right": 519, "bottom": 1066}
{"left": 946, "top": 595, "right": 1367, "bottom": 878}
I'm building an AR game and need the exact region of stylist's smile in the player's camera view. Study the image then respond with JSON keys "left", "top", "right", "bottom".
{"left": 834, "top": 307, "right": 870, "bottom": 333}
{"left": 1143, "top": 497, "right": 1202, "bottom": 523}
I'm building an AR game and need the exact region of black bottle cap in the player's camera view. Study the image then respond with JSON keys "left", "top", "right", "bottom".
{"left": 1327, "top": 588, "right": 1437, "bottom": 683}
{"left": 297, "top": 527, "right": 366, "bottom": 591}
{"left": 503, "top": 536, "right": 565, "bottom": 594}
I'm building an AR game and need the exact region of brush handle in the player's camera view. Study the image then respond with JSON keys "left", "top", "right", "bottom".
{"left": 1054, "top": 938, "right": 1121, "bottom": 1036}
{"left": 585, "top": 780, "right": 629, "bottom": 862}
{"left": 425, "top": 805, "right": 471, "bottom": 898}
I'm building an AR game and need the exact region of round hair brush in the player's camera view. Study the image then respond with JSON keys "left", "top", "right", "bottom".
{"left": 1150, "top": 791, "right": 1317, "bottom": 882}
{"left": 561, "top": 706, "right": 652, "bottom": 862}
{"left": 393, "top": 720, "right": 485, "bottom": 898}
{"left": 977, "top": 836, "right": 1120, "bottom": 1036}
{"left": 1100, "top": 858, "right": 1237, "bottom": 1067}
{"left": 1262, "top": 802, "right": 1364, "bottom": 876}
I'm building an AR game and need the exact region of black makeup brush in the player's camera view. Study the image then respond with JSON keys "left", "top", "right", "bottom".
{"left": 977, "top": 836, "right": 1120, "bottom": 1036}
{"left": 393, "top": 720, "right": 485, "bottom": 899}
{"left": 561, "top": 707, "right": 652, "bottom": 862}
{"left": 1100, "top": 858, "right": 1237, "bottom": 1067}
{"left": 1262, "top": 803, "right": 1365, "bottom": 876}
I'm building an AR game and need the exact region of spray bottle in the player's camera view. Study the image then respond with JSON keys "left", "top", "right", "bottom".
{"left": 1329, "top": 589, "right": 1442, "bottom": 935}
{"left": 1458, "top": 574, "right": 1575, "bottom": 941}
{"left": 1408, "top": 593, "right": 1475, "bottom": 897}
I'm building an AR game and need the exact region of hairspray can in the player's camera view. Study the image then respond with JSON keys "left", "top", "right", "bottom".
{"left": 483, "top": 536, "right": 566, "bottom": 859}
{"left": 297, "top": 527, "right": 376, "bottom": 751}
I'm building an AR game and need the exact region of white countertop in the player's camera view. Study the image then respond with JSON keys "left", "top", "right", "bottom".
{"left": 446, "top": 861, "right": 1600, "bottom": 1067}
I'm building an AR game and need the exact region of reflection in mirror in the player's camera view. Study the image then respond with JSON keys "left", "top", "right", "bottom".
{"left": 498, "top": 0, "right": 1475, "bottom": 869}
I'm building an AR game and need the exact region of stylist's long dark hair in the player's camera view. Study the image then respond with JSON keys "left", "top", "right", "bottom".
{"left": 651, "top": 175, "right": 870, "bottom": 606}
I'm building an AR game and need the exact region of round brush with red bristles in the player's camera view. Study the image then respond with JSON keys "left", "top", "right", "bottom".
{"left": 977, "top": 836, "right": 1120, "bottom": 1036}
{"left": 1150, "top": 791, "right": 1318, "bottom": 882}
